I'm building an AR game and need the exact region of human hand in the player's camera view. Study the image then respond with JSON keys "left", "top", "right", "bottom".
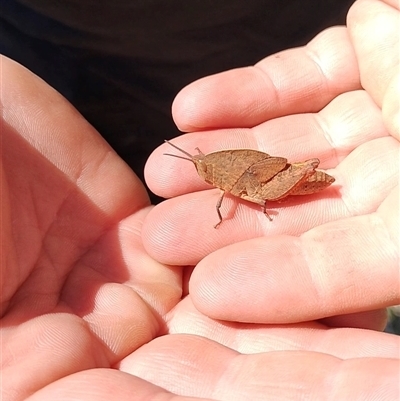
{"left": 3, "top": 1, "right": 399, "bottom": 400}
{"left": 5, "top": 53, "right": 396, "bottom": 401}
{"left": 141, "top": 3, "right": 400, "bottom": 396}
{"left": 5, "top": 54, "right": 392, "bottom": 401}
{"left": 0, "top": 56, "right": 185, "bottom": 400}
{"left": 144, "top": 0, "right": 399, "bottom": 327}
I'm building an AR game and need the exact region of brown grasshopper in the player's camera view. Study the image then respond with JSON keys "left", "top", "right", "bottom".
{"left": 164, "top": 140, "right": 335, "bottom": 228}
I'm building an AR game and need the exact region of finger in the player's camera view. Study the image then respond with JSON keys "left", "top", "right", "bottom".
{"left": 26, "top": 369, "right": 210, "bottom": 401}
{"left": 143, "top": 137, "right": 398, "bottom": 266}
{"left": 348, "top": 0, "right": 400, "bottom": 141}
{"left": 61, "top": 208, "right": 181, "bottom": 357}
{"left": 146, "top": 90, "right": 387, "bottom": 199}
{"left": 142, "top": 189, "right": 337, "bottom": 265}
{"left": 172, "top": 26, "right": 360, "bottom": 131}
{"left": 189, "top": 189, "right": 399, "bottom": 323}
{"left": 382, "top": 66, "right": 400, "bottom": 142}
{"left": 320, "top": 309, "right": 388, "bottom": 331}
{"left": 122, "top": 335, "right": 400, "bottom": 400}
{"left": 167, "top": 297, "right": 395, "bottom": 355}
{"left": 3, "top": 313, "right": 106, "bottom": 400}
{"left": 347, "top": 0, "right": 399, "bottom": 109}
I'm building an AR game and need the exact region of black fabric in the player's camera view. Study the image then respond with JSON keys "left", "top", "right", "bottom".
{"left": 1, "top": 0, "right": 353, "bottom": 200}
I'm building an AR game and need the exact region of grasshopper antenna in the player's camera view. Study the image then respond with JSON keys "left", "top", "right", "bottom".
{"left": 164, "top": 139, "right": 194, "bottom": 162}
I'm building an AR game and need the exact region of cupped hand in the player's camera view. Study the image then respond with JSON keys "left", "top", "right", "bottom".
{"left": 5, "top": 55, "right": 397, "bottom": 401}
{"left": 3, "top": 1, "right": 400, "bottom": 400}
{"left": 1, "top": 55, "right": 180, "bottom": 399}
{"left": 143, "top": 0, "right": 399, "bottom": 326}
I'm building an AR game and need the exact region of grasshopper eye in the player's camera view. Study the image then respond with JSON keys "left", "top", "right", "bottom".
{"left": 198, "top": 161, "right": 208, "bottom": 173}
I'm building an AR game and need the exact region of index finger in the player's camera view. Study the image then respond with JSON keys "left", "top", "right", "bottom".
{"left": 172, "top": 26, "right": 360, "bottom": 131}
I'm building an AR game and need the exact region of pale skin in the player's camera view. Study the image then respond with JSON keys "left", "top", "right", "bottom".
{"left": 1, "top": 0, "right": 399, "bottom": 400}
